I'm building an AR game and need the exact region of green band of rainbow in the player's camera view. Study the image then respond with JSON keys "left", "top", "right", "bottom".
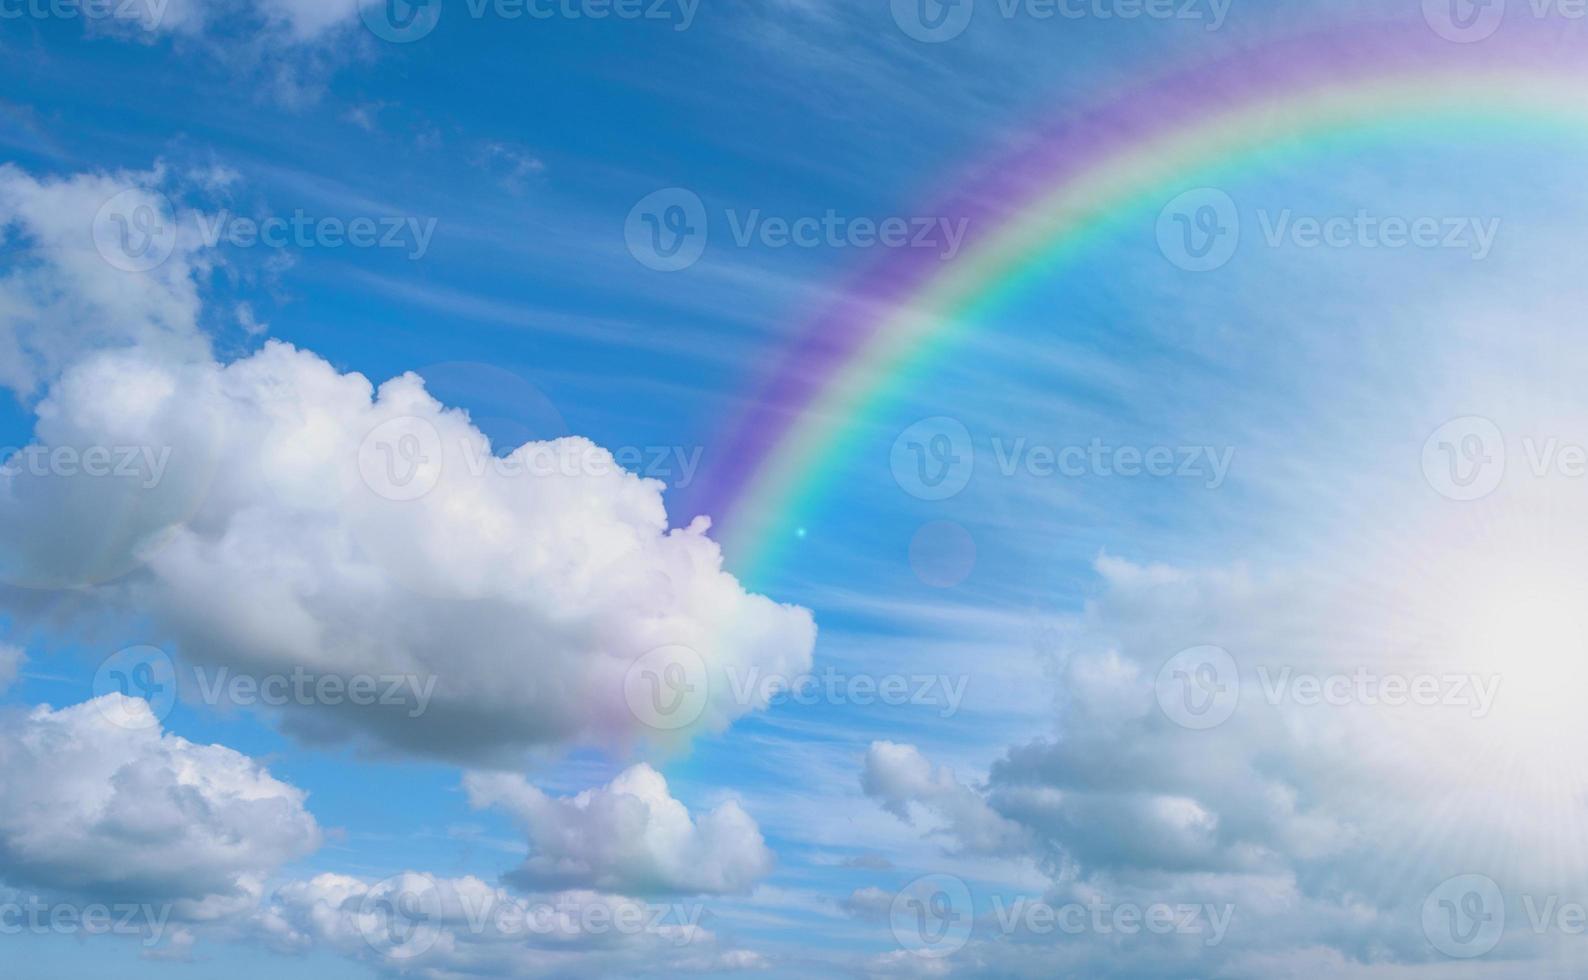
{"left": 691, "top": 20, "right": 1588, "bottom": 583}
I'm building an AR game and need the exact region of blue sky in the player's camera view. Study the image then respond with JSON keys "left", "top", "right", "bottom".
{"left": 5, "top": 1, "right": 1588, "bottom": 977}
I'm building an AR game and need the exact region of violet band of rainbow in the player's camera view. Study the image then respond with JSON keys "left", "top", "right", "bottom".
{"left": 684, "top": 16, "right": 1588, "bottom": 582}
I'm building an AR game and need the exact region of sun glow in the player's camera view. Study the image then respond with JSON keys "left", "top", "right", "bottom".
{"left": 1461, "top": 577, "right": 1588, "bottom": 728}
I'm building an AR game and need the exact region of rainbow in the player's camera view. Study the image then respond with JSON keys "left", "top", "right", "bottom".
{"left": 686, "top": 16, "right": 1588, "bottom": 582}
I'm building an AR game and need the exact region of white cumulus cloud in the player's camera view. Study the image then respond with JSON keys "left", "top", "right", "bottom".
{"left": 247, "top": 871, "right": 765, "bottom": 977}
{"left": 0, "top": 165, "right": 209, "bottom": 398}
{"left": 0, "top": 695, "right": 319, "bottom": 913}
{"left": 2, "top": 341, "right": 814, "bottom": 761}
{"left": 466, "top": 764, "right": 775, "bottom": 895}
{"left": 861, "top": 741, "right": 1028, "bottom": 856}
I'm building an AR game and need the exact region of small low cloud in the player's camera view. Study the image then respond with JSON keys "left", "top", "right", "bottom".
{"left": 466, "top": 764, "right": 775, "bottom": 896}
